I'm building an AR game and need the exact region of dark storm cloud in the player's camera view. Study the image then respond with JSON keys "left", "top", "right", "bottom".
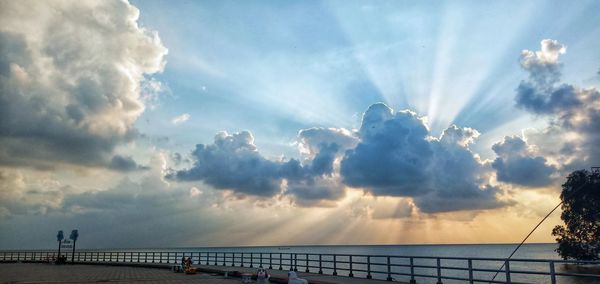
{"left": 0, "top": 1, "right": 167, "bottom": 169}
{"left": 340, "top": 103, "right": 508, "bottom": 213}
{"left": 491, "top": 136, "right": 556, "bottom": 187}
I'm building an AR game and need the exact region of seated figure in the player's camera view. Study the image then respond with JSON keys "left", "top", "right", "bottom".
{"left": 256, "top": 268, "right": 270, "bottom": 284}
{"left": 287, "top": 271, "right": 308, "bottom": 284}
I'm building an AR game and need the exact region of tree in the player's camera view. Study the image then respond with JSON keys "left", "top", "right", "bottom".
{"left": 552, "top": 169, "right": 600, "bottom": 260}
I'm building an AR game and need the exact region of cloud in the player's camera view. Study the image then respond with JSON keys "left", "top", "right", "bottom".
{"left": 514, "top": 39, "right": 600, "bottom": 169}
{"left": 0, "top": 168, "right": 67, "bottom": 218}
{"left": 169, "top": 104, "right": 511, "bottom": 213}
{"left": 0, "top": 0, "right": 167, "bottom": 169}
{"left": 491, "top": 136, "right": 556, "bottom": 187}
{"left": 340, "top": 103, "right": 508, "bottom": 213}
{"left": 171, "top": 113, "right": 191, "bottom": 125}
{"left": 341, "top": 104, "right": 434, "bottom": 197}
{"left": 109, "top": 155, "right": 150, "bottom": 172}
{"left": 168, "top": 129, "right": 354, "bottom": 204}
{"left": 168, "top": 131, "right": 292, "bottom": 196}
{"left": 296, "top": 127, "right": 358, "bottom": 157}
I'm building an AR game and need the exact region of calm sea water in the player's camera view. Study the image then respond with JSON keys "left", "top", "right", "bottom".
{"left": 78, "top": 243, "right": 598, "bottom": 284}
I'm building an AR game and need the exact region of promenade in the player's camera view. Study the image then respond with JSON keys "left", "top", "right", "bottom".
{"left": 0, "top": 262, "right": 401, "bottom": 284}
{"left": 0, "top": 263, "right": 238, "bottom": 284}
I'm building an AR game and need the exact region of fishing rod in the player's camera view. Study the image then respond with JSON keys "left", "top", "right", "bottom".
{"left": 488, "top": 168, "right": 599, "bottom": 284}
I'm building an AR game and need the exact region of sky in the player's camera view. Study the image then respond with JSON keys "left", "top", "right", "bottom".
{"left": 1, "top": 0, "right": 600, "bottom": 249}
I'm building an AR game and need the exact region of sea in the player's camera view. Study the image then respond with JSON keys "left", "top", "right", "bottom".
{"left": 75, "top": 243, "right": 599, "bottom": 284}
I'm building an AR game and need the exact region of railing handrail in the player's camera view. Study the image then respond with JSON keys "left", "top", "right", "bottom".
{"left": 6, "top": 249, "right": 600, "bottom": 264}
{"left": 2, "top": 249, "right": 599, "bottom": 284}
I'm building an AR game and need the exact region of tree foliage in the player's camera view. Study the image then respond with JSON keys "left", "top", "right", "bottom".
{"left": 552, "top": 169, "right": 600, "bottom": 260}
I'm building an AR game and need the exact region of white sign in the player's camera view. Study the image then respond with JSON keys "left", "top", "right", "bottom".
{"left": 61, "top": 240, "right": 73, "bottom": 249}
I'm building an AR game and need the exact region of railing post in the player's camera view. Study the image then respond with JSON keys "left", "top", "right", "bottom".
{"left": 333, "top": 255, "right": 338, "bottom": 276}
{"left": 505, "top": 260, "right": 511, "bottom": 283}
{"left": 367, "top": 256, "right": 372, "bottom": 279}
{"left": 232, "top": 252, "right": 236, "bottom": 267}
{"left": 305, "top": 254, "right": 310, "bottom": 273}
{"left": 269, "top": 253, "right": 273, "bottom": 269}
{"left": 387, "top": 256, "right": 392, "bottom": 281}
{"left": 410, "top": 257, "right": 416, "bottom": 284}
{"left": 318, "top": 254, "right": 323, "bottom": 274}
{"left": 241, "top": 253, "right": 244, "bottom": 267}
{"left": 294, "top": 253, "right": 298, "bottom": 271}
{"left": 349, "top": 255, "right": 354, "bottom": 277}
{"left": 214, "top": 252, "right": 218, "bottom": 266}
{"left": 468, "top": 259, "right": 473, "bottom": 284}
{"left": 436, "top": 258, "right": 443, "bottom": 284}
{"left": 222, "top": 252, "right": 226, "bottom": 266}
{"left": 549, "top": 261, "right": 556, "bottom": 284}
{"left": 278, "top": 253, "right": 282, "bottom": 270}
{"left": 260, "top": 253, "right": 263, "bottom": 268}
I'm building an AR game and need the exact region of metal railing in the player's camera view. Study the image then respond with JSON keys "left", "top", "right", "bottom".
{"left": 1, "top": 250, "right": 599, "bottom": 283}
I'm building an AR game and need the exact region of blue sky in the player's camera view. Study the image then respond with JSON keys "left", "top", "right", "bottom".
{"left": 1, "top": 0, "right": 600, "bottom": 248}
{"left": 132, "top": 0, "right": 600, "bottom": 159}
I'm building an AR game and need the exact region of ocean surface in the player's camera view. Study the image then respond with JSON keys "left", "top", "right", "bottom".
{"left": 75, "top": 243, "right": 598, "bottom": 284}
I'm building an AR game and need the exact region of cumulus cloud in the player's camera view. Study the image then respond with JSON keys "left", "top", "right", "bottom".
{"left": 168, "top": 131, "right": 290, "bottom": 196}
{"left": 491, "top": 136, "right": 556, "bottom": 187}
{"left": 341, "top": 104, "right": 434, "bottom": 196}
{"left": 109, "top": 155, "right": 150, "bottom": 172}
{"left": 340, "top": 103, "right": 507, "bottom": 213}
{"left": 296, "top": 127, "right": 358, "bottom": 157}
{"left": 171, "top": 113, "right": 191, "bottom": 125}
{"left": 0, "top": 0, "right": 167, "bottom": 169}
{"left": 515, "top": 39, "right": 600, "bottom": 169}
{"left": 0, "top": 168, "right": 67, "bottom": 218}
{"left": 169, "top": 104, "right": 512, "bottom": 213}
{"left": 168, "top": 130, "right": 347, "bottom": 203}
{"left": 167, "top": 126, "right": 357, "bottom": 205}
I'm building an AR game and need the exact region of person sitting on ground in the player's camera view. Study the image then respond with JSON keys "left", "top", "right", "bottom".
{"left": 287, "top": 270, "right": 308, "bottom": 284}
{"left": 185, "top": 257, "right": 192, "bottom": 269}
{"left": 256, "top": 268, "right": 270, "bottom": 284}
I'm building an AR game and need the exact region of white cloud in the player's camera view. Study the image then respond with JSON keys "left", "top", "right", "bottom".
{"left": 171, "top": 113, "right": 191, "bottom": 125}
{"left": 0, "top": 0, "right": 168, "bottom": 169}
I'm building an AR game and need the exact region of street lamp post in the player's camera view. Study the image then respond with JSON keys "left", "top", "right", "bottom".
{"left": 56, "top": 230, "right": 64, "bottom": 264}
{"left": 70, "top": 229, "right": 79, "bottom": 264}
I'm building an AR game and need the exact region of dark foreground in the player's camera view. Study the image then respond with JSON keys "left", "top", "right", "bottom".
{"left": 0, "top": 263, "right": 240, "bottom": 284}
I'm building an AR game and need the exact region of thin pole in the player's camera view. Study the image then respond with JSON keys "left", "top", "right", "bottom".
{"left": 489, "top": 180, "right": 593, "bottom": 283}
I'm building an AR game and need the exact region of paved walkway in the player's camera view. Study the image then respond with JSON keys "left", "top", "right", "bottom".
{"left": 0, "top": 263, "right": 239, "bottom": 284}
{"left": 194, "top": 264, "right": 401, "bottom": 284}
{"left": 0, "top": 262, "right": 405, "bottom": 284}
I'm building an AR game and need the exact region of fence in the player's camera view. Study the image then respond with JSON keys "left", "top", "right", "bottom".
{"left": 1, "top": 250, "right": 599, "bottom": 283}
